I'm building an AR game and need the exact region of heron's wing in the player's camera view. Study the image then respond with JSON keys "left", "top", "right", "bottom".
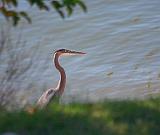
{"left": 36, "top": 88, "right": 57, "bottom": 109}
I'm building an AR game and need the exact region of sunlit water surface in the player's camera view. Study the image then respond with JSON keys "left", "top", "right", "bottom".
{"left": 0, "top": 0, "right": 160, "bottom": 103}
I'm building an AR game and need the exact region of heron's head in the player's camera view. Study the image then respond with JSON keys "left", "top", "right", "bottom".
{"left": 55, "top": 49, "right": 86, "bottom": 56}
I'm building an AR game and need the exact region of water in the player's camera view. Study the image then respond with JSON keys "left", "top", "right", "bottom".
{"left": 0, "top": 0, "right": 160, "bottom": 103}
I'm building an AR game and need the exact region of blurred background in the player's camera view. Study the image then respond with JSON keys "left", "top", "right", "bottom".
{"left": 0, "top": 0, "right": 160, "bottom": 109}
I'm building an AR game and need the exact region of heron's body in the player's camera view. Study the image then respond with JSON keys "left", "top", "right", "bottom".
{"left": 36, "top": 49, "right": 85, "bottom": 109}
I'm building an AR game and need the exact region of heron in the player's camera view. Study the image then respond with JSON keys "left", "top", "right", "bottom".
{"left": 36, "top": 49, "right": 86, "bottom": 109}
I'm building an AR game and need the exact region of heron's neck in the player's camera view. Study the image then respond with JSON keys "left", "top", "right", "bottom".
{"left": 54, "top": 53, "right": 66, "bottom": 95}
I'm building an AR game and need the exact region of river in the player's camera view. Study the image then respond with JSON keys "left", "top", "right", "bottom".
{"left": 0, "top": 0, "right": 160, "bottom": 104}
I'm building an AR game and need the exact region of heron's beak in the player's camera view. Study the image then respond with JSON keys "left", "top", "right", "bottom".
{"left": 70, "top": 50, "right": 86, "bottom": 55}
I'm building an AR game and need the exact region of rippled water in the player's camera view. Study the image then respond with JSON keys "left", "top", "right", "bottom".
{"left": 1, "top": 0, "right": 160, "bottom": 103}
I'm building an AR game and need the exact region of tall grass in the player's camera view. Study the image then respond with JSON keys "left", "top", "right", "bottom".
{"left": 0, "top": 27, "right": 36, "bottom": 110}
{"left": 0, "top": 97, "right": 160, "bottom": 135}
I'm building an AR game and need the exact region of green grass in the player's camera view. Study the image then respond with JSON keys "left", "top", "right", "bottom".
{"left": 0, "top": 97, "right": 160, "bottom": 135}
